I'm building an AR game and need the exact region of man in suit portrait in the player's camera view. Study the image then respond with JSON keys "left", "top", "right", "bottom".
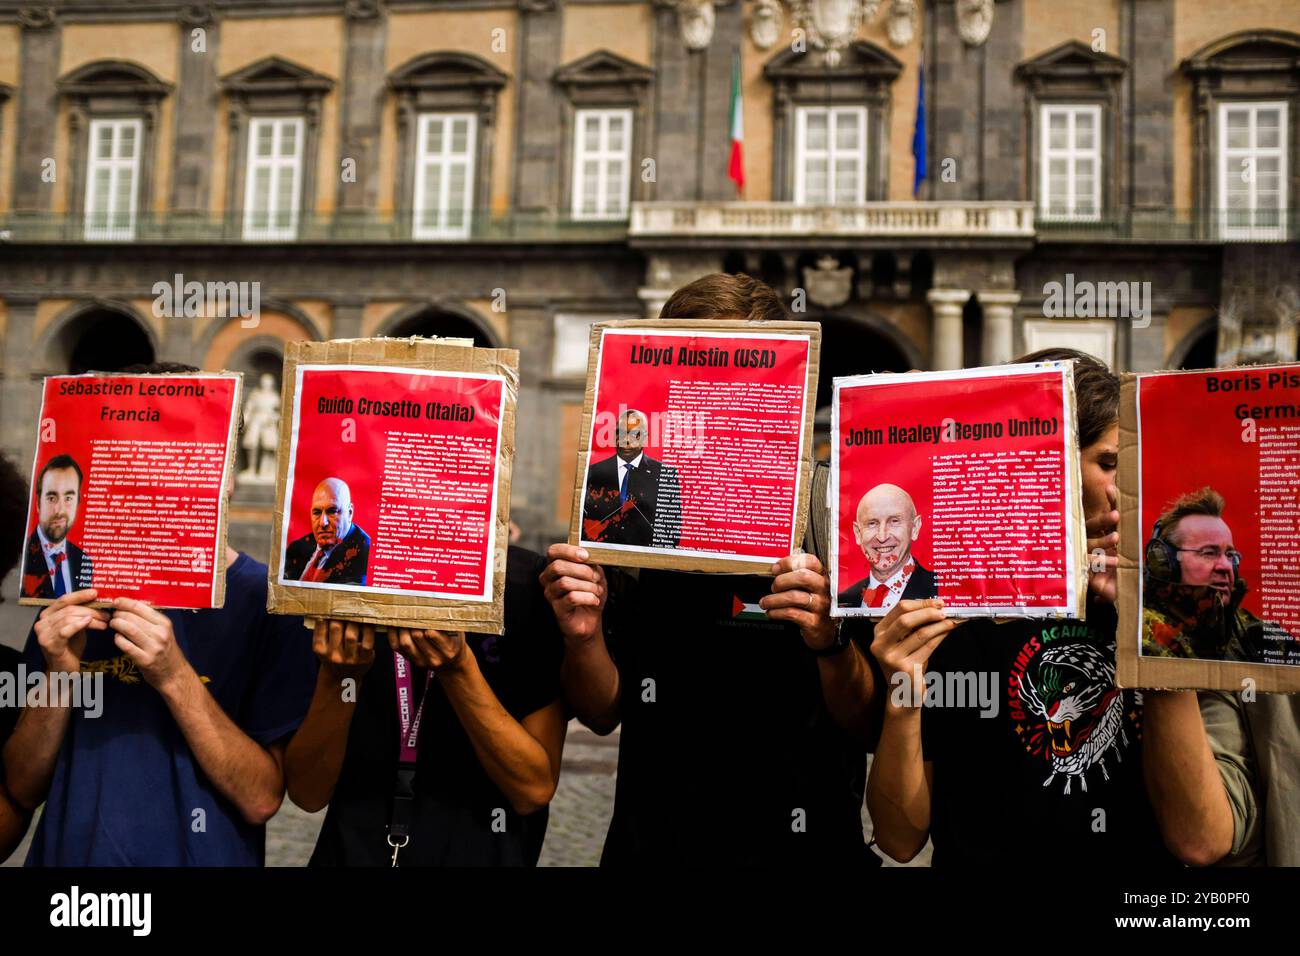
{"left": 22, "top": 454, "right": 94, "bottom": 599}
{"left": 284, "top": 477, "right": 371, "bottom": 585}
{"left": 582, "top": 407, "right": 681, "bottom": 549}
{"left": 837, "top": 482, "right": 936, "bottom": 612}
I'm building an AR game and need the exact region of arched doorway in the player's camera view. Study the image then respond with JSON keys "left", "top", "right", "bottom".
{"left": 54, "top": 306, "right": 155, "bottom": 374}
{"left": 1175, "top": 322, "right": 1218, "bottom": 370}
{"left": 812, "top": 315, "right": 913, "bottom": 459}
{"left": 384, "top": 305, "right": 497, "bottom": 347}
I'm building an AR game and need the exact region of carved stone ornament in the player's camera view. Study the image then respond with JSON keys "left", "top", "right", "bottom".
{"left": 750, "top": 0, "right": 782, "bottom": 51}
{"left": 886, "top": 0, "right": 915, "bottom": 48}
{"left": 679, "top": 0, "right": 716, "bottom": 51}
{"left": 345, "top": 0, "right": 381, "bottom": 18}
{"left": 179, "top": 4, "right": 213, "bottom": 26}
{"left": 803, "top": 254, "right": 854, "bottom": 308}
{"left": 18, "top": 6, "right": 56, "bottom": 29}
{"left": 957, "top": 0, "right": 994, "bottom": 47}
{"left": 789, "top": 0, "right": 881, "bottom": 67}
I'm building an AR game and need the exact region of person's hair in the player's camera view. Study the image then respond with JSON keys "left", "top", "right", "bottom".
{"left": 1014, "top": 347, "right": 1119, "bottom": 449}
{"left": 0, "top": 454, "right": 29, "bottom": 587}
{"left": 659, "top": 273, "right": 789, "bottom": 323}
{"left": 37, "top": 454, "right": 83, "bottom": 495}
{"left": 1157, "top": 486, "right": 1226, "bottom": 545}
{"left": 119, "top": 362, "right": 200, "bottom": 374}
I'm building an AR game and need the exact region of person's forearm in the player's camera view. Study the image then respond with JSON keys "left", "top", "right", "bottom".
{"left": 816, "top": 643, "right": 877, "bottom": 744}
{"left": 285, "top": 668, "right": 359, "bottom": 812}
{"left": 439, "top": 652, "right": 557, "bottom": 815}
{"left": 0, "top": 784, "right": 28, "bottom": 862}
{"left": 559, "top": 623, "right": 621, "bottom": 735}
{"left": 1142, "top": 691, "right": 1234, "bottom": 866}
{"left": 158, "top": 665, "right": 286, "bottom": 825}
{"left": 866, "top": 706, "right": 931, "bottom": 863}
{"left": 2, "top": 689, "right": 74, "bottom": 810}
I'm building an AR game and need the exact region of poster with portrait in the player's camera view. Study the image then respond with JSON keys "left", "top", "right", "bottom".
{"left": 267, "top": 337, "right": 517, "bottom": 635}
{"left": 568, "top": 319, "right": 819, "bottom": 574}
{"left": 831, "top": 362, "right": 1087, "bottom": 619}
{"left": 17, "top": 372, "right": 242, "bottom": 610}
{"left": 1117, "top": 365, "right": 1300, "bottom": 693}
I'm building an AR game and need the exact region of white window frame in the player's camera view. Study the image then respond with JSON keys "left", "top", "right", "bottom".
{"left": 242, "top": 115, "right": 305, "bottom": 241}
{"left": 84, "top": 117, "right": 143, "bottom": 241}
{"left": 1217, "top": 100, "right": 1288, "bottom": 241}
{"left": 1038, "top": 104, "right": 1103, "bottom": 222}
{"left": 793, "top": 105, "right": 867, "bottom": 205}
{"left": 412, "top": 112, "right": 477, "bottom": 240}
{"left": 571, "top": 108, "right": 634, "bottom": 221}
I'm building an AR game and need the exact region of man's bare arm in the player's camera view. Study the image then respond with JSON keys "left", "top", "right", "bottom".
{"left": 542, "top": 544, "right": 621, "bottom": 734}
{"left": 1142, "top": 690, "right": 1235, "bottom": 866}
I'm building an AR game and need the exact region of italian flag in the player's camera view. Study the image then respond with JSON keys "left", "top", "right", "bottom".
{"left": 728, "top": 53, "right": 745, "bottom": 194}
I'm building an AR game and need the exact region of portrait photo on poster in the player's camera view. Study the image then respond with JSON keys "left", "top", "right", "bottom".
{"left": 1118, "top": 365, "right": 1300, "bottom": 693}
{"left": 569, "top": 320, "right": 819, "bottom": 574}
{"left": 18, "top": 372, "right": 242, "bottom": 610}
{"left": 830, "top": 362, "right": 1087, "bottom": 619}
{"left": 277, "top": 364, "right": 506, "bottom": 600}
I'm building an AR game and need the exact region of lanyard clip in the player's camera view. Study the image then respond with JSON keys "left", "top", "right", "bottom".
{"left": 388, "top": 833, "right": 409, "bottom": 868}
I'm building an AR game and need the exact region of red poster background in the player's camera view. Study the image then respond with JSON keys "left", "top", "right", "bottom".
{"left": 1139, "top": 368, "right": 1299, "bottom": 639}
{"left": 21, "top": 374, "right": 238, "bottom": 608}
{"left": 836, "top": 370, "right": 1071, "bottom": 611}
{"left": 585, "top": 330, "right": 810, "bottom": 560}
{"left": 284, "top": 367, "right": 503, "bottom": 597}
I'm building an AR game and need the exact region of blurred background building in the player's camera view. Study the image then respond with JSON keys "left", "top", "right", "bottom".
{"left": 0, "top": 0, "right": 1297, "bottom": 559}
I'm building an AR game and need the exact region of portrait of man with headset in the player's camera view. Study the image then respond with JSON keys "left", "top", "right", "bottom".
{"left": 1140, "top": 485, "right": 1288, "bottom": 665}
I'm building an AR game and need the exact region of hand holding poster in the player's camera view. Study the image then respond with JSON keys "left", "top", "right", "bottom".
{"left": 18, "top": 373, "right": 241, "bottom": 609}
{"left": 1118, "top": 365, "right": 1300, "bottom": 692}
{"left": 268, "top": 337, "right": 517, "bottom": 634}
{"left": 569, "top": 319, "right": 819, "bottom": 573}
{"left": 831, "top": 362, "right": 1087, "bottom": 618}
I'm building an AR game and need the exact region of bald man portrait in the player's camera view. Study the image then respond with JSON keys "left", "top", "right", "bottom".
{"left": 582, "top": 407, "right": 681, "bottom": 549}
{"left": 837, "top": 482, "right": 936, "bottom": 612}
{"left": 283, "top": 477, "right": 371, "bottom": 585}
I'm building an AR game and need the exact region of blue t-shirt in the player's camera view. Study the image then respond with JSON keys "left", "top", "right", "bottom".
{"left": 22, "top": 553, "right": 317, "bottom": 866}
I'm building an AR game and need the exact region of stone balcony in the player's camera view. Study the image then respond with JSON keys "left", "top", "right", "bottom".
{"left": 628, "top": 200, "right": 1037, "bottom": 246}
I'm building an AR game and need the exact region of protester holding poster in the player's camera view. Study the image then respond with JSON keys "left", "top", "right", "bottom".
{"left": 571, "top": 311, "right": 818, "bottom": 573}
{"left": 866, "top": 349, "right": 1178, "bottom": 868}
{"left": 284, "top": 546, "right": 566, "bottom": 867}
{"left": 3, "top": 363, "right": 318, "bottom": 867}
{"left": 545, "top": 274, "right": 881, "bottom": 867}
{"left": 1131, "top": 365, "right": 1300, "bottom": 866}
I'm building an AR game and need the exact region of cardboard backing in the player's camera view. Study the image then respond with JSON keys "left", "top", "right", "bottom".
{"left": 266, "top": 337, "right": 517, "bottom": 635}
{"left": 566, "top": 318, "right": 821, "bottom": 575}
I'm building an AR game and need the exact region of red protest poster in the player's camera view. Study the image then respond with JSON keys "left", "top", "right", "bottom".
{"left": 1127, "top": 366, "right": 1300, "bottom": 684}
{"left": 831, "top": 363, "right": 1085, "bottom": 618}
{"left": 18, "top": 373, "right": 241, "bottom": 609}
{"left": 570, "top": 322, "right": 819, "bottom": 573}
{"left": 276, "top": 364, "right": 507, "bottom": 602}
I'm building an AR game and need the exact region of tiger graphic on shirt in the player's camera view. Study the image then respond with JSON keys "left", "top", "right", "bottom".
{"left": 1007, "top": 621, "right": 1142, "bottom": 794}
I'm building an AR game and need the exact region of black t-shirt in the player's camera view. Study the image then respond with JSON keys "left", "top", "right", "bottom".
{"left": 921, "top": 602, "right": 1178, "bottom": 867}
{"left": 600, "top": 568, "right": 874, "bottom": 867}
{"left": 0, "top": 644, "right": 20, "bottom": 745}
{"left": 310, "top": 547, "right": 564, "bottom": 867}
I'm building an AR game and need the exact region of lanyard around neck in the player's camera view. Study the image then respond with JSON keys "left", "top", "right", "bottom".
{"left": 392, "top": 649, "right": 434, "bottom": 764}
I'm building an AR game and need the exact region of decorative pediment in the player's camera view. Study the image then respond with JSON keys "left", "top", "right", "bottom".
{"left": 388, "top": 52, "right": 509, "bottom": 95}
{"left": 58, "top": 59, "right": 172, "bottom": 99}
{"left": 1017, "top": 40, "right": 1125, "bottom": 82}
{"left": 554, "top": 49, "right": 653, "bottom": 91}
{"left": 1182, "top": 30, "right": 1300, "bottom": 77}
{"left": 764, "top": 39, "right": 903, "bottom": 85}
{"left": 220, "top": 56, "right": 334, "bottom": 97}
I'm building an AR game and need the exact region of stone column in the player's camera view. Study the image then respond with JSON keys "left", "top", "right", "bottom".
{"left": 332, "top": 295, "right": 366, "bottom": 340}
{"left": 927, "top": 288, "right": 969, "bottom": 370}
{"left": 977, "top": 289, "right": 1020, "bottom": 366}
{"left": 1, "top": 295, "right": 41, "bottom": 465}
